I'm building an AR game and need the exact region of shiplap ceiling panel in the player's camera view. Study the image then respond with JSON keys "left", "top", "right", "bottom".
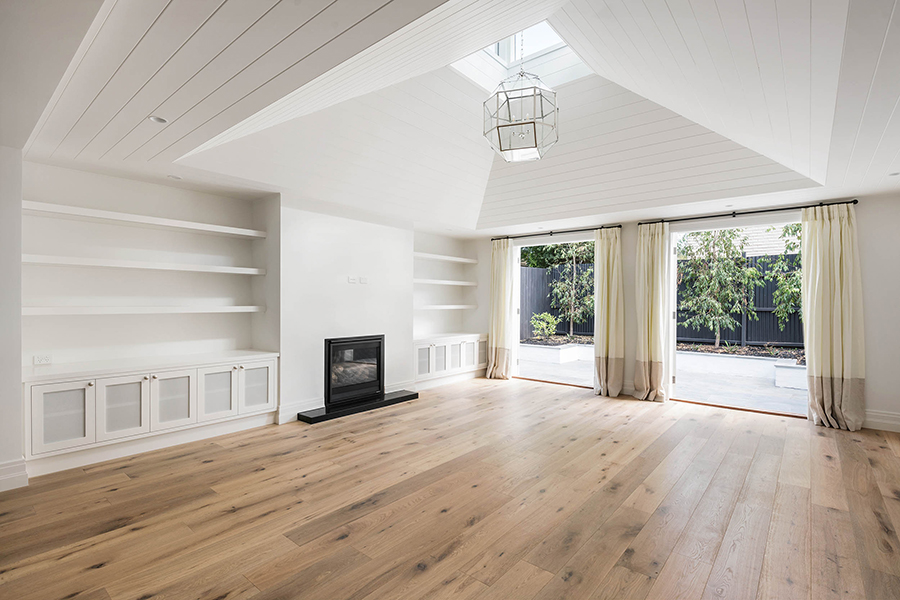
{"left": 180, "top": 68, "right": 495, "bottom": 229}
{"left": 26, "top": 0, "right": 449, "bottom": 165}
{"left": 187, "top": 0, "right": 572, "bottom": 158}
{"left": 477, "top": 75, "right": 815, "bottom": 229}
{"left": 549, "top": 0, "right": 839, "bottom": 181}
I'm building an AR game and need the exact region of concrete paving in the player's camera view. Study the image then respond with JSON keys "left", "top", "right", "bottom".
{"left": 516, "top": 345, "right": 808, "bottom": 415}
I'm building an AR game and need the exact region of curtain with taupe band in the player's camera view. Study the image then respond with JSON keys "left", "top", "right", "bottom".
{"left": 634, "top": 222, "right": 669, "bottom": 401}
{"left": 593, "top": 228, "right": 625, "bottom": 397}
{"left": 486, "top": 238, "right": 514, "bottom": 379}
{"left": 802, "top": 204, "right": 866, "bottom": 431}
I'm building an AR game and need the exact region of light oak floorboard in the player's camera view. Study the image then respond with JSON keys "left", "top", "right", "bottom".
{"left": 0, "top": 379, "right": 895, "bottom": 600}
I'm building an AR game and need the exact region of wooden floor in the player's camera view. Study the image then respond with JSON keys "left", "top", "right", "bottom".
{"left": 2, "top": 378, "right": 899, "bottom": 600}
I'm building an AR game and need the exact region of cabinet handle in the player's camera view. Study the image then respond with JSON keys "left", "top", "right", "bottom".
{"left": 239, "top": 365, "right": 245, "bottom": 370}
{"left": 143, "top": 376, "right": 150, "bottom": 381}
{"left": 233, "top": 366, "right": 238, "bottom": 370}
{"left": 87, "top": 382, "right": 94, "bottom": 387}
{"left": 151, "top": 375, "right": 158, "bottom": 380}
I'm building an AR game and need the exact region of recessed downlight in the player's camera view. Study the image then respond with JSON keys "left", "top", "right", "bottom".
{"left": 167, "top": 174, "right": 183, "bottom": 180}
{"left": 148, "top": 115, "right": 168, "bottom": 124}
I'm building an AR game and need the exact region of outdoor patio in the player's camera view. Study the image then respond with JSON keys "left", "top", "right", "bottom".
{"left": 517, "top": 343, "right": 808, "bottom": 415}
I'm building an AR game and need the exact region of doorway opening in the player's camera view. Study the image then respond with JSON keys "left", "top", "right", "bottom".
{"left": 516, "top": 240, "right": 594, "bottom": 388}
{"left": 670, "top": 222, "right": 807, "bottom": 416}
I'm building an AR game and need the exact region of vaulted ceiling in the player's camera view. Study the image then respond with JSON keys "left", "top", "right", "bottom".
{"left": 18, "top": 0, "right": 900, "bottom": 234}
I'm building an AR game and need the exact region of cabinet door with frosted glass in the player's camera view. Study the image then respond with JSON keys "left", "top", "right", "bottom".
{"left": 238, "top": 360, "right": 276, "bottom": 414}
{"left": 150, "top": 369, "right": 198, "bottom": 431}
{"left": 198, "top": 365, "right": 239, "bottom": 422}
{"left": 31, "top": 380, "right": 96, "bottom": 454}
{"left": 96, "top": 374, "right": 150, "bottom": 441}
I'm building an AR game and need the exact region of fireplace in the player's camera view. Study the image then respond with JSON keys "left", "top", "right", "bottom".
{"left": 299, "top": 334, "right": 416, "bottom": 424}
{"left": 325, "top": 335, "right": 384, "bottom": 407}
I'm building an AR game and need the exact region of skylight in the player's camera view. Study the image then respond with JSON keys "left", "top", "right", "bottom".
{"left": 486, "top": 22, "right": 564, "bottom": 66}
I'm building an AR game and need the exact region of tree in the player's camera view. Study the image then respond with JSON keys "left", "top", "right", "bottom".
{"left": 521, "top": 245, "right": 565, "bottom": 268}
{"left": 761, "top": 223, "right": 802, "bottom": 331}
{"left": 677, "top": 229, "right": 763, "bottom": 347}
{"left": 549, "top": 242, "right": 594, "bottom": 336}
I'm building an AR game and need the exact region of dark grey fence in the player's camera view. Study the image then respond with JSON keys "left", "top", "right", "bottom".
{"left": 676, "top": 254, "right": 803, "bottom": 347}
{"left": 520, "top": 255, "right": 803, "bottom": 347}
{"left": 520, "top": 264, "right": 594, "bottom": 338}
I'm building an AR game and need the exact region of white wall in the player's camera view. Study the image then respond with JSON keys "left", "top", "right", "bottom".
{"left": 855, "top": 196, "right": 900, "bottom": 431}
{"left": 280, "top": 201, "right": 415, "bottom": 413}
{"left": 462, "top": 238, "right": 492, "bottom": 337}
{"left": 0, "top": 146, "right": 26, "bottom": 491}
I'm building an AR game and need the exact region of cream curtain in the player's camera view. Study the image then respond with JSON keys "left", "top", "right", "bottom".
{"left": 486, "top": 238, "right": 514, "bottom": 379}
{"left": 634, "top": 222, "right": 670, "bottom": 401}
{"left": 594, "top": 228, "right": 625, "bottom": 397}
{"left": 802, "top": 204, "right": 866, "bottom": 431}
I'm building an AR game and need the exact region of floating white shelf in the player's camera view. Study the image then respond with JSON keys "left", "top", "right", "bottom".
{"left": 23, "top": 306, "right": 265, "bottom": 316}
{"left": 413, "top": 252, "right": 478, "bottom": 264}
{"left": 413, "top": 278, "right": 477, "bottom": 287}
{"left": 23, "top": 201, "right": 267, "bottom": 240}
{"left": 415, "top": 305, "right": 478, "bottom": 311}
{"left": 23, "top": 255, "right": 266, "bottom": 275}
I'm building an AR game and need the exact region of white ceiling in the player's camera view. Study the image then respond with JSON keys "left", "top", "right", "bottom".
{"left": 16, "top": 0, "right": 900, "bottom": 234}
{"left": 24, "top": 0, "right": 449, "bottom": 167}
{"left": 181, "top": 67, "right": 496, "bottom": 230}
{"left": 0, "top": 0, "right": 103, "bottom": 148}
{"left": 477, "top": 74, "right": 816, "bottom": 229}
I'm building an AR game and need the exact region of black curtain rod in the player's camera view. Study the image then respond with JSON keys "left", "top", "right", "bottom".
{"left": 637, "top": 198, "right": 859, "bottom": 226}
{"left": 492, "top": 223, "right": 622, "bottom": 242}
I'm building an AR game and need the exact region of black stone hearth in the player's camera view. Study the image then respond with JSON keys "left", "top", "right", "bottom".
{"left": 298, "top": 334, "right": 417, "bottom": 424}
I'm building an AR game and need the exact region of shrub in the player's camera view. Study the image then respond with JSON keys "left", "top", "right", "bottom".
{"left": 531, "top": 312, "right": 561, "bottom": 338}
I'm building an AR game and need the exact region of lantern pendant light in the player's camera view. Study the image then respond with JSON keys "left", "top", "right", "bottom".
{"left": 483, "top": 30, "right": 559, "bottom": 162}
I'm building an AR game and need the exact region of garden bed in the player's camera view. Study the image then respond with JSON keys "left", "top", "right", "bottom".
{"left": 520, "top": 334, "right": 593, "bottom": 346}
{"left": 677, "top": 342, "right": 805, "bottom": 365}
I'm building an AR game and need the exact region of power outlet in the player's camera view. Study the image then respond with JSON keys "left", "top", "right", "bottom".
{"left": 33, "top": 354, "right": 52, "bottom": 366}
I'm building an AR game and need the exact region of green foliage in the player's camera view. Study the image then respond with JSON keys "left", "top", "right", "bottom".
{"left": 521, "top": 243, "right": 593, "bottom": 268}
{"left": 530, "top": 312, "right": 561, "bottom": 338}
{"left": 760, "top": 223, "right": 802, "bottom": 331}
{"left": 548, "top": 242, "right": 595, "bottom": 336}
{"left": 676, "top": 229, "right": 764, "bottom": 347}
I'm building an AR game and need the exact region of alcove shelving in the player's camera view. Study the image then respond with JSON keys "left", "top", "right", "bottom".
{"left": 21, "top": 201, "right": 267, "bottom": 318}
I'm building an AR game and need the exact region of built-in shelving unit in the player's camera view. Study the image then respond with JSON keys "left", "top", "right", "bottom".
{"left": 413, "top": 240, "right": 481, "bottom": 339}
{"left": 413, "top": 278, "right": 477, "bottom": 286}
{"left": 23, "top": 255, "right": 266, "bottom": 275}
{"left": 413, "top": 251, "right": 478, "bottom": 264}
{"left": 23, "top": 306, "right": 265, "bottom": 316}
{"left": 23, "top": 201, "right": 267, "bottom": 239}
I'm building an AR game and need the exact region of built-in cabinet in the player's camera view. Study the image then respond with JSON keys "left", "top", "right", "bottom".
{"left": 96, "top": 374, "right": 150, "bottom": 441}
{"left": 31, "top": 379, "right": 97, "bottom": 454}
{"left": 415, "top": 334, "right": 487, "bottom": 381}
{"left": 27, "top": 352, "right": 278, "bottom": 457}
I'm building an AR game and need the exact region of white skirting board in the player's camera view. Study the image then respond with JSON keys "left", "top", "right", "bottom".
{"left": 26, "top": 412, "right": 276, "bottom": 477}
{"left": 865, "top": 409, "right": 900, "bottom": 433}
{"left": 277, "top": 380, "right": 418, "bottom": 424}
{"left": 0, "top": 458, "right": 28, "bottom": 492}
{"left": 415, "top": 370, "right": 485, "bottom": 391}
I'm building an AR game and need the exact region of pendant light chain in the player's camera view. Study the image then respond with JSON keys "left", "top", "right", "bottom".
{"left": 519, "top": 28, "right": 526, "bottom": 75}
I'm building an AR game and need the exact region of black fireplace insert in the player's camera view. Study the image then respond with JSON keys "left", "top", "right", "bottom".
{"left": 325, "top": 334, "right": 384, "bottom": 407}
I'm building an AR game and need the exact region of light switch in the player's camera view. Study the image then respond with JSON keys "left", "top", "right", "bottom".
{"left": 348, "top": 276, "right": 357, "bottom": 284}
{"left": 360, "top": 277, "right": 369, "bottom": 284}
